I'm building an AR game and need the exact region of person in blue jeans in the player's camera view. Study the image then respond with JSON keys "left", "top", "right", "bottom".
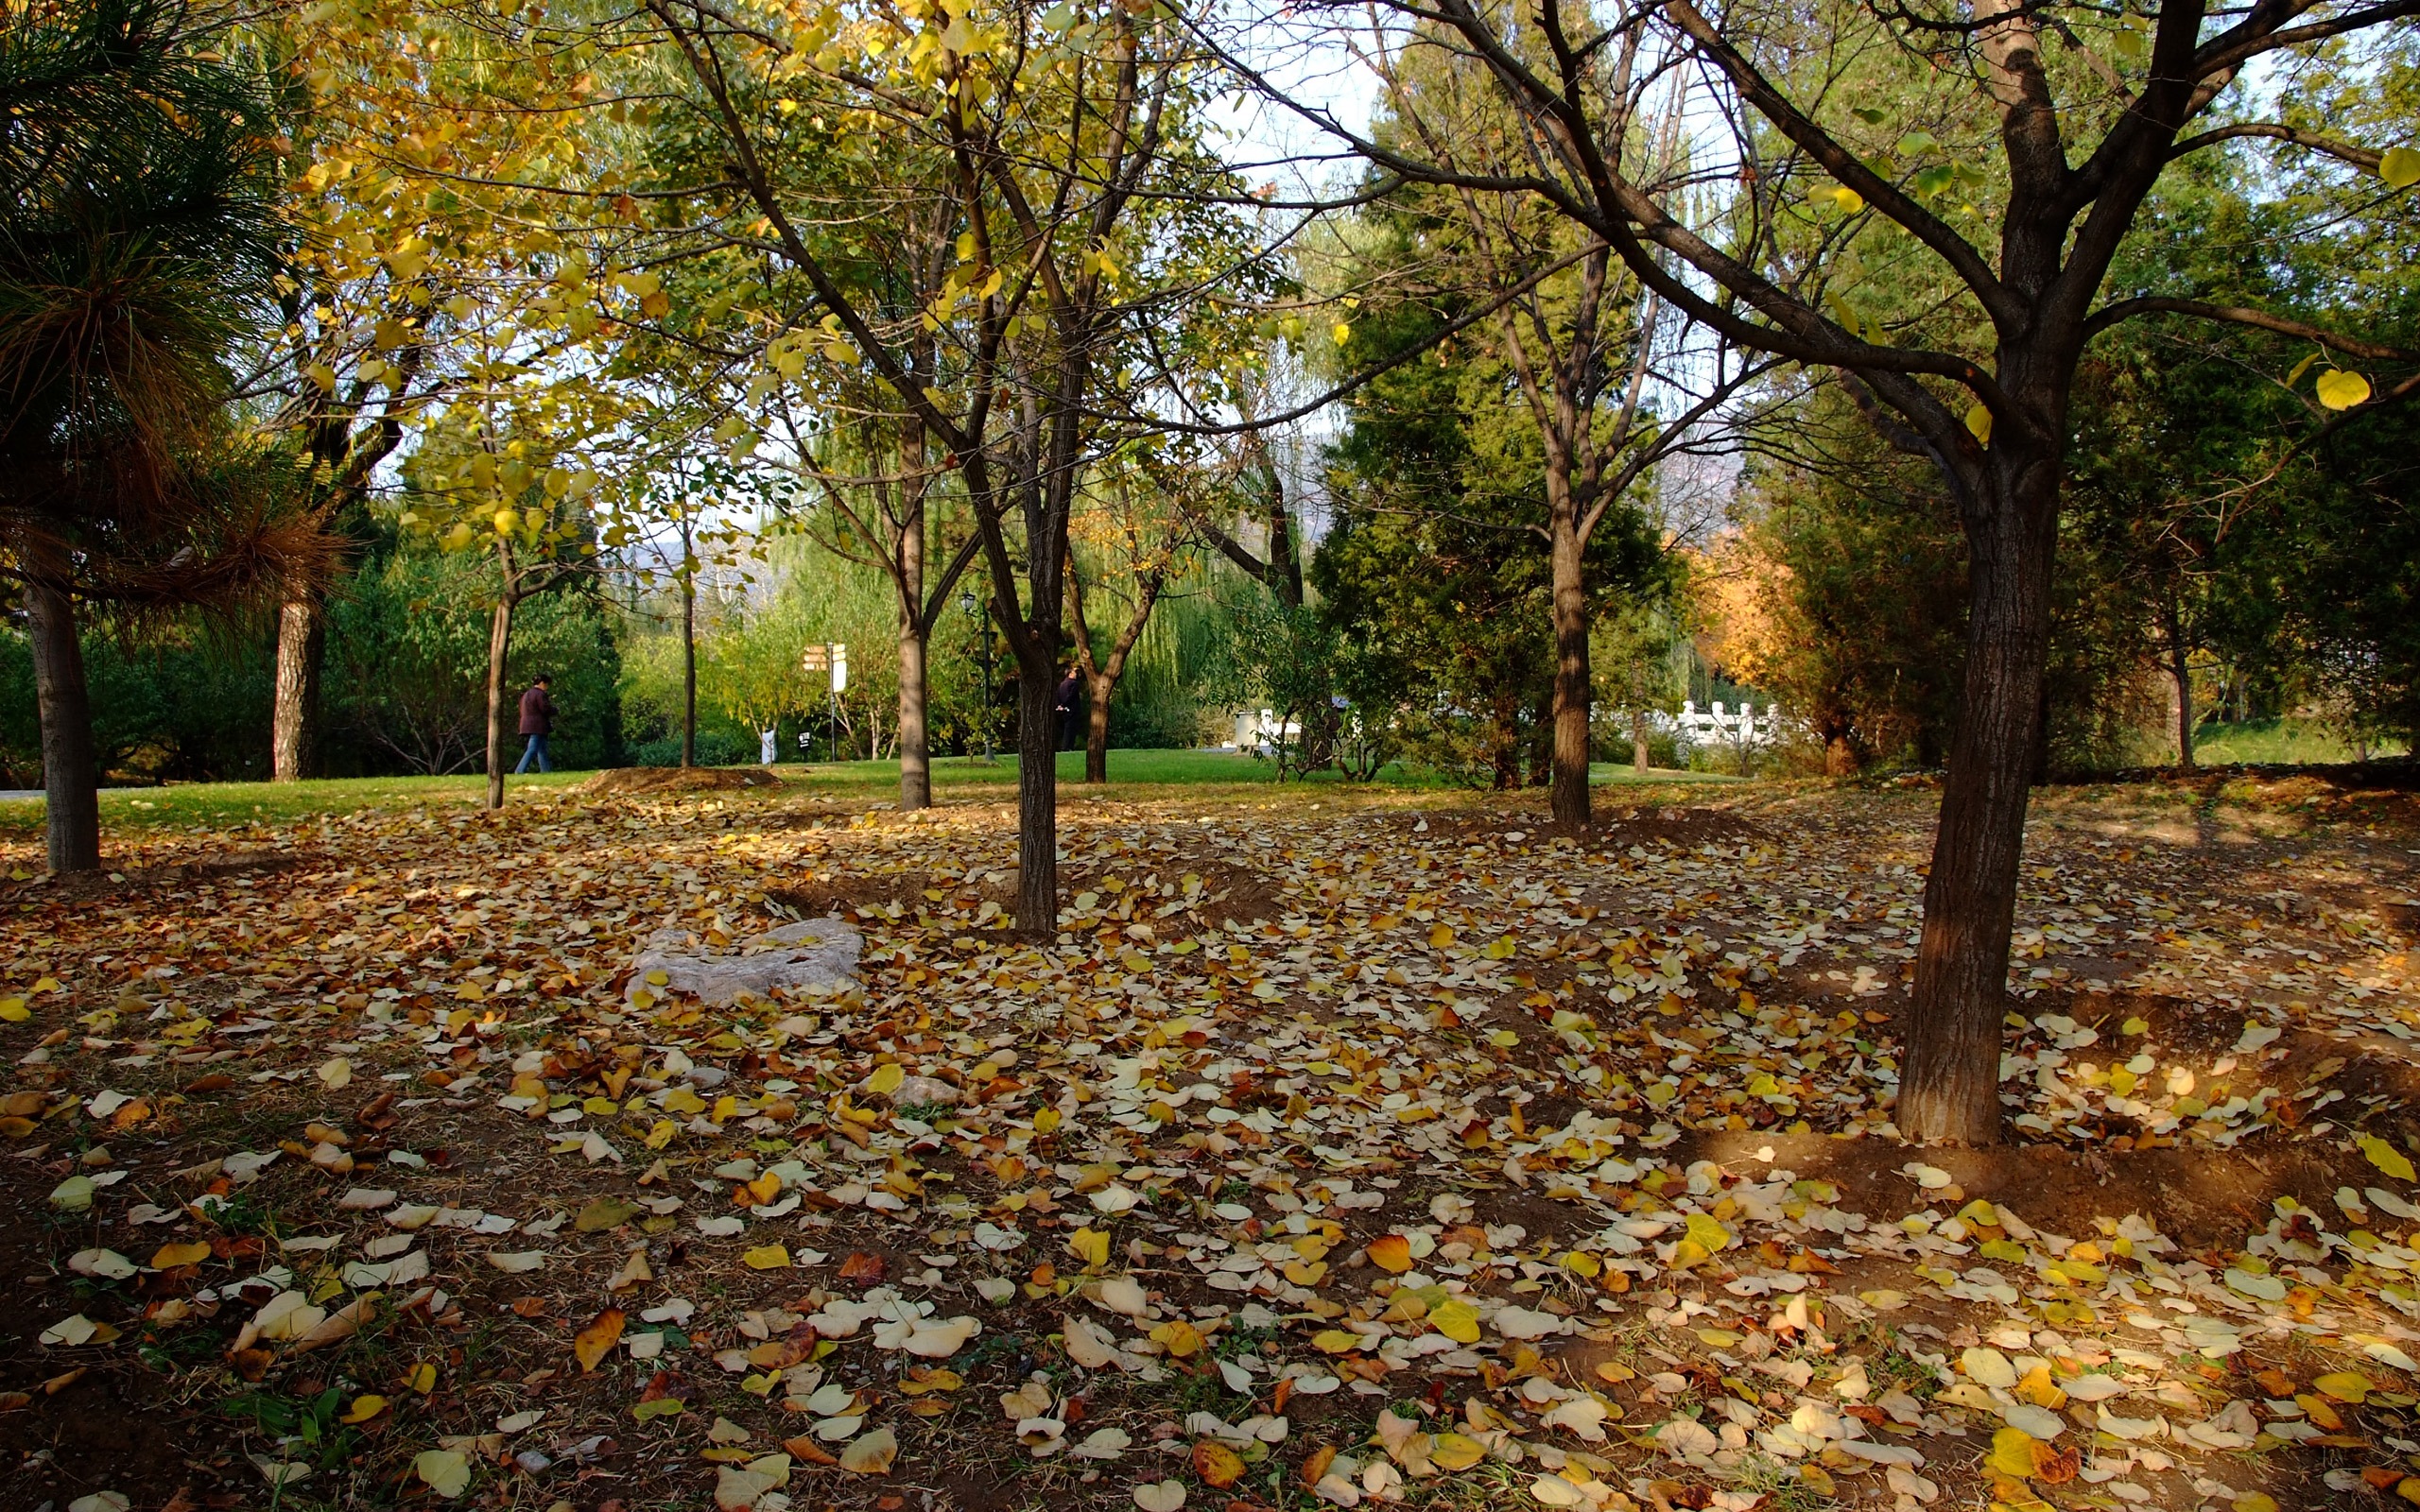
{"left": 514, "top": 674, "right": 555, "bottom": 773}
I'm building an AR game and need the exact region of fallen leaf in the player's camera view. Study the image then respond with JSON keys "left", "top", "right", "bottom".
{"left": 575, "top": 1309, "right": 626, "bottom": 1372}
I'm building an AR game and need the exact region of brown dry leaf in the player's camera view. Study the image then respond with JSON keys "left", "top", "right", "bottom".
{"left": 838, "top": 1427, "right": 898, "bottom": 1474}
{"left": 575, "top": 1308, "right": 626, "bottom": 1372}
{"left": 1300, "top": 1444, "right": 1337, "bottom": 1490}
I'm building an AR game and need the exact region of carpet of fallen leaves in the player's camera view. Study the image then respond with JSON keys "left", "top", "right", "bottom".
{"left": 2, "top": 769, "right": 2419, "bottom": 1512}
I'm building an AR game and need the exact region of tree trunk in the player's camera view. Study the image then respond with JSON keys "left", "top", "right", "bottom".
{"left": 1013, "top": 654, "right": 1059, "bottom": 934}
{"left": 2164, "top": 599, "right": 2194, "bottom": 771}
{"left": 1896, "top": 455, "right": 2062, "bottom": 1145}
{"left": 899, "top": 615, "right": 930, "bottom": 806}
{"left": 1085, "top": 673, "right": 1111, "bottom": 783}
{"left": 25, "top": 538, "right": 99, "bottom": 873}
{"left": 894, "top": 404, "right": 933, "bottom": 810}
{"left": 680, "top": 554, "right": 697, "bottom": 768}
{"left": 271, "top": 588, "right": 326, "bottom": 782}
{"left": 484, "top": 593, "right": 514, "bottom": 811}
{"left": 1547, "top": 517, "right": 1592, "bottom": 827}
{"left": 1632, "top": 708, "right": 1650, "bottom": 774}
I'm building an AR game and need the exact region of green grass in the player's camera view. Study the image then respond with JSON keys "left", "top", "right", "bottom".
{"left": 0, "top": 770, "right": 592, "bottom": 838}
{"left": 2190, "top": 717, "right": 2407, "bottom": 765}
{"left": 0, "top": 747, "right": 1741, "bottom": 840}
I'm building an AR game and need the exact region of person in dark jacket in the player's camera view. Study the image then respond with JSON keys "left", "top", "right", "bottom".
{"left": 514, "top": 675, "right": 555, "bottom": 774}
{"left": 1053, "top": 665, "right": 1081, "bottom": 751}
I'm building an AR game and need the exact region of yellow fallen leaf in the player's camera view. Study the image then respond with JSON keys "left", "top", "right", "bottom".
{"left": 1684, "top": 1213, "right": 1733, "bottom": 1252}
{"left": 867, "top": 1063, "right": 905, "bottom": 1096}
{"left": 1192, "top": 1438, "right": 1245, "bottom": 1487}
{"left": 1150, "top": 1319, "right": 1203, "bottom": 1358}
{"left": 149, "top": 1241, "right": 212, "bottom": 1269}
{"left": 2361, "top": 1136, "right": 2415, "bottom": 1182}
{"left": 319, "top": 1057, "right": 353, "bottom": 1090}
{"left": 1989, "top": 1426, "right": 2039, "bottom": 1479}
{"left": 415, "top": 1448, "right": 471, "bottom": 1498}
{"left": 2313, "top": 1370, "right": 2374, "bottom": 1403}
{"left": 1312, "top": 1330, "right": 1362, "bottom": 1354}
{"left": 405, "top": 1361, "right": 438, "bottom": 1393}
{"left": 1429, "top": 1432, "right": 1485, "bottom": 1471}
{"left": 574, "top": 1309, "right": 625, "bottom": 1372}
{"left": 1429, "top": 1298, "right": 1481, "bottom": 1344}
{"left": 1068, "top": 1228, "right": 1110, "bottom": 1268}
{"left": 339, "top": 1394, "right": 387, "bottom": 1424}
{"left": 1366, "top": 1234, "right": 1412, "bottom": 1274}
{"left": 1428, "top": 923, "right": 1455, "bottom": 949}
{"left": 742, "top": 1245, "right": 792, "bottom": 1270}
{"left": 2014, "top": 1365, "right": 2066, "bottom": 1409}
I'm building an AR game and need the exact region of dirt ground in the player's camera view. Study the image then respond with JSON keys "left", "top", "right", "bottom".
{"left": 0, "top": 769, "right": 2414, "bottom": 1512}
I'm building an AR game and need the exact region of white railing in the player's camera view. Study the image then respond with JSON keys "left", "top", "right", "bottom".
{"left": 1676, "top": 699, "right": 1781, "bottom": 753}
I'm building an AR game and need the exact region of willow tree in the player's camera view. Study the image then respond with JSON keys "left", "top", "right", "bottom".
{"left": 1258, "top": 0, "right": 2420, "bottom": 1141}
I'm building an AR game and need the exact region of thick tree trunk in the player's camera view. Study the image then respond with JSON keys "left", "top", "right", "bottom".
{"left": 271, "top": 589, "right": 326, "bottom": 782}
{"left": 1632, "top": 708, "right": 1650, "bottom": 774}
{"left": 1547, "top": 518, "right": 1592, "bottom": 827}
{"left": 25, "top": 539, "right": 99, "bottom": 873}
{"left": 1085, "top": 673, "right": 1111, "bottom": 783}
{"left": 1897, "top": 455, "right": 2062, "bottom": 1145}
{"left": 899, "top": 617, "right": 930, "bottom": 807}
{"left": 484, "top": 593, "right": 514, "bottom": 811}
{"left": 1013, "top": 658, "right": 1059, "bottom": 934}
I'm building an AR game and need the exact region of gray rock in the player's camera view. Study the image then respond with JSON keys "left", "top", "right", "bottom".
{"left": 627, "top": 917, "right": 861, "bottom": 1007}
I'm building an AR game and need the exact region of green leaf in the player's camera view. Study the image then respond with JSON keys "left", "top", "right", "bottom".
{"left": 2379, "top": 145, "right": 2420, "bottom": 189}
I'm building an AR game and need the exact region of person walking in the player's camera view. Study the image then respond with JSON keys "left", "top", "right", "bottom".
{"left": 514, "top": 674, "right": 555, "bottom": 774}
{"left": 1053, "top": 664, "right": 1081, "bottom": 752}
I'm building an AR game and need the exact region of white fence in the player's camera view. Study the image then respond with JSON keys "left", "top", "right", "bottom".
{"left": 1675, "top": 699, "right": 1782, "bottom": 755}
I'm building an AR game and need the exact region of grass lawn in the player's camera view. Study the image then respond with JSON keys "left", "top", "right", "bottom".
{"left": 2191, "top": 716, "right": 2407, "bottom": 765}
{"left": 0, "top": 747, "right": 1741, "bottom": 837}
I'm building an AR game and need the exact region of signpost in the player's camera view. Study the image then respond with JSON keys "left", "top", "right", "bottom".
{"left": 801, "top": 644, "right": 848, "bottom": 762}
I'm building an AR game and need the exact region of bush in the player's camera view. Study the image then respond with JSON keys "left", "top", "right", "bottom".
{"left": 627, "top": 730, "right": 753, "bottom": 767}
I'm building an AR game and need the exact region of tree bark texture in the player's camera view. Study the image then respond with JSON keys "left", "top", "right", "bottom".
{"left": 271, "top": 590, "right": 326, "bottom": 782}
{"left": 1013, "top": 657, "right": 1059, "bottom": 933}
{"left": 1547, "top": 517, "right": 1592, "bottom": 827}
{"left": 1632, "top": 709, "right": 1650, "bottom": 775}
{"left": 1085, "top": 678, "right": 1111, "bottom": 783}
{"left": 1895, "top": 453, "right": 2063, "bottom": 1144}
{"left": 680, "top": 550, "right": 697, "bottom": 769}
{"left": 2163, "top": 594, "right": 2194, "bottom": 771}
{"left": 483, "top": 594, "right": 514, "bottom": 812}
{"left": 25, "top": 538, "right": 99, "bottom": 873}
{"left": 896, "top": 478, "right": 930, "bottom": 810}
